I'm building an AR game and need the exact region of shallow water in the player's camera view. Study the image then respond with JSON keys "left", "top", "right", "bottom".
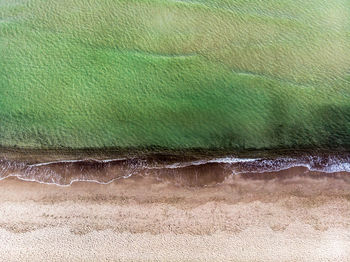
{"left": 1, "top": 0, "right": 350, "bottom": 150}
{"left": 1, "top": 152, "right": 350, "bottom": 186}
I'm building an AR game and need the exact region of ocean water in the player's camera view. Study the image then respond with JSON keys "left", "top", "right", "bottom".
{"left": 1, "top": 0, "right": 350, "bottom": 152}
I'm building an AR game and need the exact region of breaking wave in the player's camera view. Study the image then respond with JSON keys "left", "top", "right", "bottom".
{"left": 0, "top": 153, "right": 350, "bottom": 186}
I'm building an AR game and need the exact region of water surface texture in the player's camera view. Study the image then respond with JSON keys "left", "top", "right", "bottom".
{"left": 1, "top": 0, "right": 350, "bottom": 151}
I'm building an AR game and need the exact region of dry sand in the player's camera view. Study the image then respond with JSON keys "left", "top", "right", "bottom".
{"left": 1, "top": 172, "right": 350, "bottom": 261}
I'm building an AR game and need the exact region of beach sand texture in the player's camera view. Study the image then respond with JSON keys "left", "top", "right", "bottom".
{"left": 1, "top": 172, "right": 350, "bottom": 261}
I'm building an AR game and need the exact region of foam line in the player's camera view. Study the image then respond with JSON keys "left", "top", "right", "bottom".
{"left": 1, "top": 154, "right": 350, "bottom": 186}
{"left": 28, "top": 158, "right": 128, "bottom": 167}
{"left": 0, "top": 173, "right": 134, "bottom": 187}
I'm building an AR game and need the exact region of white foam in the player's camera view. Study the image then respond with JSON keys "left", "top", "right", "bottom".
{"left": 1, "top": 154, "right": 350, "bottom": 186}
{"left": 0, "top": 172, "right": 134, "bottom": 187}
{"left": 161, "top": 157, "right": 260, "bottom": 169}
{"left": 310, "top": 163, "right": 350, "bottom": 173}
{"left": 208, "top": 157, "right": 260, "bottom": 164}
{"left": 28, "top": 158, "right": 128, "bottom": 167}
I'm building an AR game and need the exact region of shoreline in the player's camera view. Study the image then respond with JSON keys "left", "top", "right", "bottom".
{"left": 1, "top": 174, "right": 350, "bottom": 261}
{"left": 1, "top": 149, "right": 350, "bottom": 260}
{"left": 1, "top": 151, "right": 350, "bottom": 186}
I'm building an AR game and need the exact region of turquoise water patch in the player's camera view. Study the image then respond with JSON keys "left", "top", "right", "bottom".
{"left": 1, "top": 0, "right": 350, "bottom": 151}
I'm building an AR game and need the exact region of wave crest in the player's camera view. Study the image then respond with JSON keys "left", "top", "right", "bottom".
{"left": 1, "top": 153, "right": 350, "bottom": 186}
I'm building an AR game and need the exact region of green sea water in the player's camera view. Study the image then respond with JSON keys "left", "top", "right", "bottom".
{"left": 1, "top": 0, "right": 350, "bottom": 152}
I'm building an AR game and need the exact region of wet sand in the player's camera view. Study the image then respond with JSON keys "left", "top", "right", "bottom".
{"left": 1, "top": 170, "right": 350, "bottom": 261}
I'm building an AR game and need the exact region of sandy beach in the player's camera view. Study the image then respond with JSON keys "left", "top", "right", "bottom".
{"left": 1, "top": 170, "right": 350, "bottom": 261}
